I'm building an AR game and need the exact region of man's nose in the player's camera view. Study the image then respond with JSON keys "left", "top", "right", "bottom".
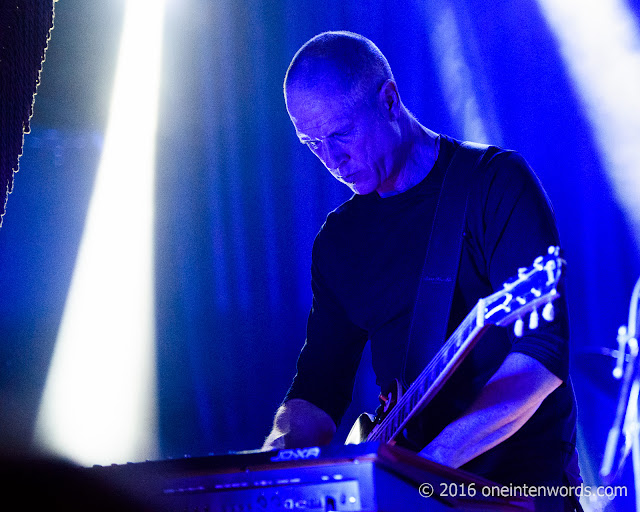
{"left": 320, "top": 140, "right": 348, "bottom": 171}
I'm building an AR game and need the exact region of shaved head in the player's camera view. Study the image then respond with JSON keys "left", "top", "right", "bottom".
{"left": 284, "top": 31, "right": 394, "bottom": 109}
{"left": 283, "top": 32, "right": 435, "bottom": 198}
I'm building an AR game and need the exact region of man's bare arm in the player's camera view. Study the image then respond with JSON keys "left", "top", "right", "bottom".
{"left": 262, "top": 398, "right": 337, "bottom": 450}
{"left": 419, "top": 352, "right": 562, "bottom": 468}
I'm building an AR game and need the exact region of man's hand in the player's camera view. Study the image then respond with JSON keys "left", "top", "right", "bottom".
{"left": 419, "top": 352, "right": 561, "bottom": 468}
{"left": 262, "top": 398, "right": 337, "bottom": 451}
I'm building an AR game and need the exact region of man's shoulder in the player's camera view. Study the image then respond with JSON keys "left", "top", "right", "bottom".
{"left": 476, "top": 147, "right": 546, "bottom": 203}
{"left": 440, "top": 134, "right": 529, "bottom": 172}
{"left": 311, "top": 192, "right": 376, "bottom": 265}
{"left": 317, "top": 194, "right": 366, "bottom": 236}
{"left": 438, "top": 135, "right": 543, "bottom": 198}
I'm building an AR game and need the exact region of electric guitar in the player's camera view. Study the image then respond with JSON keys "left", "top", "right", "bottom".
{"left": 345, "top": 246, "right": 564, "bottom": 445}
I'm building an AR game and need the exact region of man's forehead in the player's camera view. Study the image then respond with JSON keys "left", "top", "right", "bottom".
{"left": 287, "top": 87, "right": 353, "bottom": 137}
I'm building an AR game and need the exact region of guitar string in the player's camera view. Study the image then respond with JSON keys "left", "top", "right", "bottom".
{"left": 370, "top": 308, "right": 480, "bottom": 442}
{"left": 368, "top": 304, "right": 478, "bottom": 442}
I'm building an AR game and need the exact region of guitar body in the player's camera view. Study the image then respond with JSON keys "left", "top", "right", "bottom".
{"left": 345, "top": 412, "right": 376, "bottom": 444}
{"left": 346, "top": 379, "right": 404, "bottom": 445}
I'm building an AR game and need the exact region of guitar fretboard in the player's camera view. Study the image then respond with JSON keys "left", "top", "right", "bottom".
{"left": 368, "top": 300, "right": 487, "bottom": 444}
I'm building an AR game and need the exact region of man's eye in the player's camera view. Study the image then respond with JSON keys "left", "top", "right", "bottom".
{"left": 305, "top": 140, "right": 320, "bottom": 150}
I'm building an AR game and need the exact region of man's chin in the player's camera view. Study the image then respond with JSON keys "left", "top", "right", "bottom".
{"left": 348, "top": 181, "right": 374, "bottom": 195}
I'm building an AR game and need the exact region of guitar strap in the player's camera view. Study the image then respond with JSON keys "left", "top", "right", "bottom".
{"left": 402, "top": 139, "right": 500, "bottom": 387}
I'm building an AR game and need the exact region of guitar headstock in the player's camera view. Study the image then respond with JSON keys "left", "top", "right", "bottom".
{"left": 482, "top": 246, "right": 564, "bottom": 336}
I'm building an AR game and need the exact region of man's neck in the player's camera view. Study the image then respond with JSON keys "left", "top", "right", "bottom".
{"left": 377, "top": 115, "right": 440, "bottom": 198}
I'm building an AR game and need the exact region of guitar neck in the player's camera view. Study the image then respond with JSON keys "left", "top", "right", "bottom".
{"left": 364, "top": 247, "right": 563, "bottom": 446}
{"left": 368, "top": 299, "right": 488, "bottom": 444}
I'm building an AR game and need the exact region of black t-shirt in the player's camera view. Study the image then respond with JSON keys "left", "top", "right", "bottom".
{"left": 285, "top": 134, "right": 577, "bottom": 485}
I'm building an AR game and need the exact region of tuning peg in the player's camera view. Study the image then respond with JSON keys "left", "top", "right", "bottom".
{"left": 529, "top": 308, "right": 539, "bottom": 330}
{"left": 514, "top": 318, "right": 524, "bottom": 338}
{"left": 542, "top": 302, "right": 555, "bottom": 322}
{"left": 613, "top": 326, "right": 628, "bottom": 379}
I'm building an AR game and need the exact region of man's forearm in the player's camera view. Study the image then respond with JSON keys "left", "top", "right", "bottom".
{"left": 419, "top": 352, "right": 562, "bottom": 468}
{"left": 262, "top": 398, "right": 337, "bottom": 450}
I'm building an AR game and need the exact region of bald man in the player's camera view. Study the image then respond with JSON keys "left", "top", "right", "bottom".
{"left": 264, "top": 31, "right": 579, "bottom": 510}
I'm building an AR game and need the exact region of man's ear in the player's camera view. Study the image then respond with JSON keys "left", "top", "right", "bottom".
{"left": 378, "top": 79, "right": 401, "bottom": 120}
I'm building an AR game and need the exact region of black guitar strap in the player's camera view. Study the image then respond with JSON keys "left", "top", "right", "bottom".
{"left": 402, "top": 139, "right": 499, "bottom": 387}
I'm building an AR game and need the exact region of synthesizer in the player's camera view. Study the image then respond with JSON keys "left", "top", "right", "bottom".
{"left": 87, "top": 442, "right": 534, "bottom": 511}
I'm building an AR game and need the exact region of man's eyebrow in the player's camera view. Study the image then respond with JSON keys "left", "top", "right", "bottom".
{"left": 332, "top": 123, "right": 353, "bottom": 134}
{"left": 298, "top": 123, "right": 352, "bottom": 142}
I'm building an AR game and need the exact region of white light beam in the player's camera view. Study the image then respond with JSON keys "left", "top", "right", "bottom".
{"left": 537, "top": 0, "right": 640, "bottom": 246}
{"left": 35, "top": 0, "right": 166, "bottom": 466}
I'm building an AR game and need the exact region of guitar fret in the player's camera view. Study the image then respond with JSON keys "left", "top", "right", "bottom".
{"left": 381, "top": 322, "right": 470, "bottom": 443}
{"left": 386, "top": 318, "right": 471, "bottom": 441}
